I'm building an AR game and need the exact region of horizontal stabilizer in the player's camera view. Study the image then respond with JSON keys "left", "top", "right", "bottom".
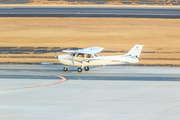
{"left": 121, "top": 60, "right": 138, "bottom": 64}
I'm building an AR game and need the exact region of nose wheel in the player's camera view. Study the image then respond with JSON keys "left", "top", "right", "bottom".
{"left": 84, "top": 66, "right": 89, "bottom": 71}
{"left": 77, "top": 67, "right": 82, "bottom": 72}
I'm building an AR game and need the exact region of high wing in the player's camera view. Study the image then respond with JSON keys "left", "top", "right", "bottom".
{"left": 63, "top": 47, "right": 104, "bottom": 54}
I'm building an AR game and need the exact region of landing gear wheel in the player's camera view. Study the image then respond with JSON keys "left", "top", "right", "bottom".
{"left": 77, "top": 68, "right": 82, "bottom": 72}
{"left": 63, "top": 67, "right": 68, "bottom": 72}
{"left": 84, "top": 66, "right": 89, "bottom": 71}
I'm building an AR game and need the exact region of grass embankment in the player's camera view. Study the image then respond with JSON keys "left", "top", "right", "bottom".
{"left": 0, "top": 18, "right": 180, "bottom": 66}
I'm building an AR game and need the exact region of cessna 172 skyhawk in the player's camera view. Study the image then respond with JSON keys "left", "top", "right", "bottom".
{"left": 56, "top": 44, "right": 143, "bottom": 72}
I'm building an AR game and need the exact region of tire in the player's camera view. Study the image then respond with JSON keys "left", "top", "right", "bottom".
{"left": 77, "top": 68, "right": 82, "bottom": 72}
{"left": 63, "top": 67, "right": 68, "bottom": 72}
{"left": 84, "top": 66, "right": 89, "bottom": 71}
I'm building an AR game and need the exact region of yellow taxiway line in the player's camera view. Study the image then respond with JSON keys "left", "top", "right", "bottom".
{"left": 0, "top": 70, "right": 67, "bottom": 91}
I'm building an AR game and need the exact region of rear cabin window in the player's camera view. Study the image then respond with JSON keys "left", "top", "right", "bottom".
{"left": 85, "top": 54, "right": 93, "bottom": 58}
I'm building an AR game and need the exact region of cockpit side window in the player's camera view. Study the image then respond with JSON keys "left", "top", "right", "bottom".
{"left": 76, "top": 53, "right": 84, "bottom": 58}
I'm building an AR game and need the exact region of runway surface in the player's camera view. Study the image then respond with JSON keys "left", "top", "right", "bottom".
{"left": 0, "top": 64, "right": 180, "bottom": 120}
{"left": 0, "top": 6, "right": 180, "bottom": 18}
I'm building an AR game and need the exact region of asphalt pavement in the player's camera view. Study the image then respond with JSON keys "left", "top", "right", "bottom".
{"left": 0, "top": 64, "right": 180, "bottom": 120}
{"left": 0, "top": 6, "right": 180, "bottom": 18}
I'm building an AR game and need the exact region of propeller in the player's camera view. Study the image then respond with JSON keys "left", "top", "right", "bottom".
{"left": 55, "top": 52, "right": 58, "bottom": 58}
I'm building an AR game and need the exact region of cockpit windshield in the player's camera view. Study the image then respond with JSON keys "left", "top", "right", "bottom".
{"left": 94, "top": 54, "right": 99, "bottom": 57}
{"left": 71, "top": 53, "right": 75, "bottom": 57}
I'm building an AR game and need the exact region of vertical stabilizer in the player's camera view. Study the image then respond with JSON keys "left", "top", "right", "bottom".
{"left": 126, "top": 44, "right": 144, "bottom": 58}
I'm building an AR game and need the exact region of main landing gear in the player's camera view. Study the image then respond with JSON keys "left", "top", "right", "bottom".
{"left": 84, "top": 66, "right": 89, "bottom": 71}
{"left": 77, "top": 66, "right": 89, "bottom": 72}
{"left": 77, "top": 67, "right": 82, "bottom": 72}
{"left": 63, "top": 66, "right": 90, "bottom": 72}
{"left": 63, "top": 66, "right": 68, "bottom": 72}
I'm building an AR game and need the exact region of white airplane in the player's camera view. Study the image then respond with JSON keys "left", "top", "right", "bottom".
{"left": 56, "top": 44, "right": 143, "bottom": 72}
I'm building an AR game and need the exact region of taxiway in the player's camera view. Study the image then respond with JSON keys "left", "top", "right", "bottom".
{"left": 0, "top": 64, "right": 180, "bottom": 120}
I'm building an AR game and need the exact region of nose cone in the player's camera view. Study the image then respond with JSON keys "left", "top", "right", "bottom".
{"left": 58, "top": 55, "right": 67, "bottom": 59}
{"left": 57, "top": 55, "right": 70, "bottom": 65}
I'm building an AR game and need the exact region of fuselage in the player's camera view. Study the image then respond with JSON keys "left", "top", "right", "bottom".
{"left": 58, "top": 53, "right": 138, "bottom": 66}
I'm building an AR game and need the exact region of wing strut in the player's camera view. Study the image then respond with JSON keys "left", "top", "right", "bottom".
{"left": 71, "top": 53, "right": 74, "bottom": 65}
